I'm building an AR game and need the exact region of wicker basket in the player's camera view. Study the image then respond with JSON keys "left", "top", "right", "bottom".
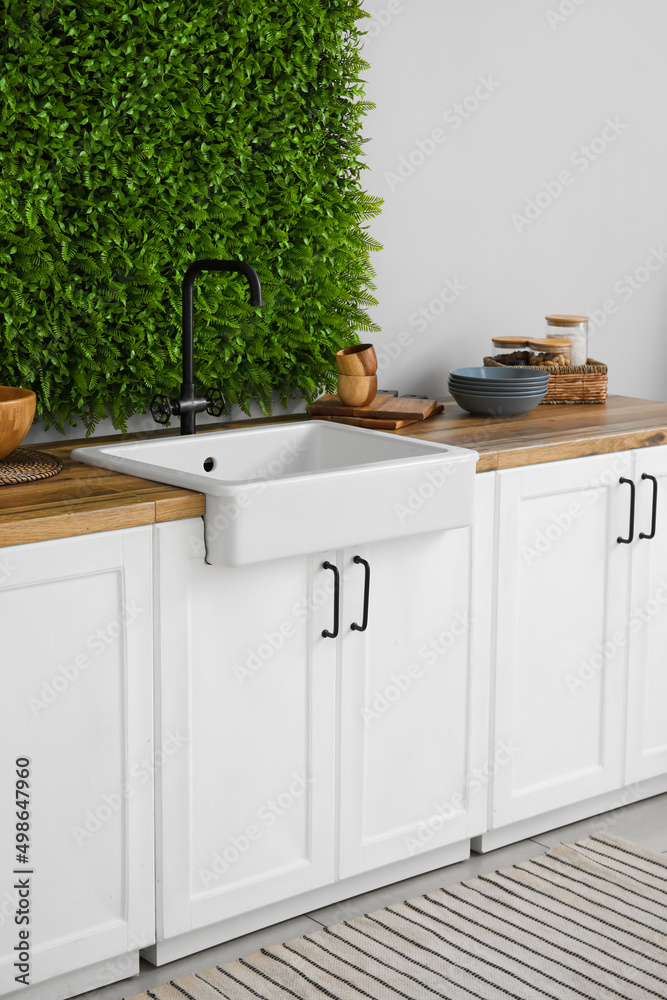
{"left": 483, "top": 357, "right": 608, "bottom": 404}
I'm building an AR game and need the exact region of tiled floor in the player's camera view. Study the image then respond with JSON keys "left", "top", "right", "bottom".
{"left": 78, "top": 791, "right": 667, "bottom": 1000}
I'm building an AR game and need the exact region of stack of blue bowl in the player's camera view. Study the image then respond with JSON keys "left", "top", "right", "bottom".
{"left": 448, "top": 367, "right": 550, "bottom": 416}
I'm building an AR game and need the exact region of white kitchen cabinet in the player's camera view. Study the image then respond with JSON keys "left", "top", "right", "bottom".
{"left": 152, "top": 498, "right": 488, "bottom": 959}
{"left": 153, "top": 519, "right": 337, "bottom": 943}
{"left": 489, "top": 451, "right": 635, "bottom": 829}
{"left": 7, "top": 426, "right": 667, "bottom": 997}
{"left": 0, "top": 528, "right": 154, "bottom": 998}
{"left": 338, "top": 523, "right": 487, "bottom": 877}
{"left": 626, "top": 444, "right": 667, "bottom": 782}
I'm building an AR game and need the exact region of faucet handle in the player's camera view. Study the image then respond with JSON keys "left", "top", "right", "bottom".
{"left": 205, "top": 387, "right": 227, "bottom": 418}
{"left": 150, "top": 394, "right": 176, "bottom": 425}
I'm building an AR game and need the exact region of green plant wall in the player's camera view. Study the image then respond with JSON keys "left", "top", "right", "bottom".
{"left": 0, "top": 0, "right": 381, "bottom": 432}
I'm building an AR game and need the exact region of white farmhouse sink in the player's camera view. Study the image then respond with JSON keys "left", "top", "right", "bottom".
{"left": 73, "top": 420, "right": 478, "bottom": 565}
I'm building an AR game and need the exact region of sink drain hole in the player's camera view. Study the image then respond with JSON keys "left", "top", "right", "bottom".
{"left": 203, "top": 457, "right": 215, "bottom": 472}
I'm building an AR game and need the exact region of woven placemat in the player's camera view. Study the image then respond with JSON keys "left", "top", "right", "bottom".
{"left": 0, "top": 448, "right": 63, "bottom": 486}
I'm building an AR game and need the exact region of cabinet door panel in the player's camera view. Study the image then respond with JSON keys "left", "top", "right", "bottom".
{"left": 493, "top": 453, "right": 632, "bottom": 828}
{"left": 339, "top": 522, "right": 483, "bottom": 877}
{"left": 0, "top": 529, "right": 154, "bottom": 993}
{"left": 627, "top": 445, "right": 667, "bottom": 781}
{"left": 155, "top": 520, "right": 336, "bottom": 938}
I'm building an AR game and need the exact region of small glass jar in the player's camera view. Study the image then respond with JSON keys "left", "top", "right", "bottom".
{"left": 545, "top": 315, "right": 588, "bottom": 366}
{"left": 527, "top": 338, "right": 572, "bottom": 367}
{"left": 491, "top": 337, "right": 531, "bottom": 365}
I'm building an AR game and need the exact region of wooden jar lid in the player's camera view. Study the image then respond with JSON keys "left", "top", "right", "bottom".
{"left": 493, "top": 337, "right": 573, "bottom": 349}
{"left": 545, "top": 314, "right": 588, "bottom": 326}
{"left": 491, "top": 337, "right": 530, "bottom": 348}
{"left": 529, "top": 337, "right": 573, "bottom": 349}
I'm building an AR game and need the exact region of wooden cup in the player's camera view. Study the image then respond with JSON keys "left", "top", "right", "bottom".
{"left": 337, "top": 374, "right": 377, "bottom": 407}
{"left": 0, "top": 387, "right": 36, "bottom": 461}
{"left": 336, "top": 343, "right": 378, "bottom": 376}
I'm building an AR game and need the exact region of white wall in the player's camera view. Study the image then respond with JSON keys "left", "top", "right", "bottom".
{"left": 361, "top": 0, "right": 667, "bottom": 401}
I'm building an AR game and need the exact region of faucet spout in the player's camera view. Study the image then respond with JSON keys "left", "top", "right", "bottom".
{"left": 151, "top": 259, "right": 263, "bottom": 434}
{"left": 181, "top": 259, "right": 263, "bottom": 390}
{"left": 149, "top": 259, "right": 263, "bottom": 435}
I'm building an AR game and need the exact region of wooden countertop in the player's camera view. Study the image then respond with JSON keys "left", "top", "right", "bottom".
{"left": 392, "top": 394, "right": 667, "bottom": 472}
{"left": 1, "top": 395, "right": 666, "bottom": 547}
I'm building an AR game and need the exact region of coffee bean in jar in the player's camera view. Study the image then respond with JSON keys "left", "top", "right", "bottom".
{"left": 491, "top": 337, "right": 531, "bottom": 365}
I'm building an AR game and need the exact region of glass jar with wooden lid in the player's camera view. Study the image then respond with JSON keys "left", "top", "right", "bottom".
{"left": 491, "top": 336, "right": 532, "bottom": 365}
{"left": 491, "top": 336, "right": 572, "bottom": 366}
{"left": 527, "top": 337, "right": 572, "bottom": 367}
{"left": 545, "top": 315, "right": 588, "bottom": 365}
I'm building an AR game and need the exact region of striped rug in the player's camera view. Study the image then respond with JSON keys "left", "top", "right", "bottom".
{"left": 127, "top": 833, "right": 667, "bottom": 999}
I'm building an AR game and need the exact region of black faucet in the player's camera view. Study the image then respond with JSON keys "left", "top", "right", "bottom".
{"left": 151, "top": 259, "right": 263, "bottom": 435}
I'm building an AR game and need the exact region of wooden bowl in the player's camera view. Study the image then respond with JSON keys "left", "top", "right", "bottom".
{"left": 0, "top": 387, "right": 37, "bottom": 460}
{"left": 336, "top": 343, "right": 378, "bottom": 376}
{"left": 337, "top": 374, "right": 377, "bottom": 407}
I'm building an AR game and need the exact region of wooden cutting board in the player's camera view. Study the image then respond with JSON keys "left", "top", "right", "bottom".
{"left": 307, "top": 394, "right": 444, "bottom": 422}
{"left": 310, "top": 414, "right": 425, "bottom": 430}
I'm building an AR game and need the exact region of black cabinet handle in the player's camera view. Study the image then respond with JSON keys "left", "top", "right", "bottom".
{"left": 617, "top": 477, "right": 636, "bottom": 544}
{"left": 322, "top": 561, "right": 340, "bottom": 638}
{"left": 639, "top": 473, "right": 658, "bottom": 540}
{"left": 350, "top": 556, "right": 371, "bottom": 632}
